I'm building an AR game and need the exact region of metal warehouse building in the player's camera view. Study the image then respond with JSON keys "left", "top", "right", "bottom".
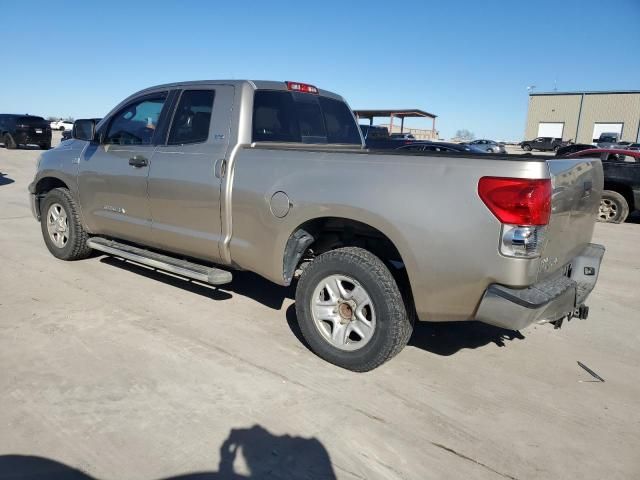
{"left": 525, "top": 90, "right": 640, "bottom": 144}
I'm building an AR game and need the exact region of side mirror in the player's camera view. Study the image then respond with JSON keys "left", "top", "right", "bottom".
{"left": 72, "top": 119, "right": 96, "bottom": 142}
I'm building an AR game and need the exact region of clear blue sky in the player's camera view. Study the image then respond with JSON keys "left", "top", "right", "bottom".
{"left": 1, "top": 0, "right": 638, "bottom": 140}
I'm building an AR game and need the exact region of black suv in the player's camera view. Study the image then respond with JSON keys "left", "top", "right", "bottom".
{"left": 519, "top": 137, "right": 568, "bottom": 152}
{"left": 0, "top": 114, "right": 52, "bottom": 150}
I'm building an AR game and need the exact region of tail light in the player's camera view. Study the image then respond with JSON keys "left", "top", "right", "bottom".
{"left": 478, "top": 177, "right": 551, "bottom": 226}
{"left": 286, "top": 81, "right": 319, "bottom": 94}
{"left": 478, "top": 177, "right": 552, "bottom": 258}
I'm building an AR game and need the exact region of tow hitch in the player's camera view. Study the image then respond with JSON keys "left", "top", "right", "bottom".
{"left": 551, "top": 305, "right": 589, "bottom": 329}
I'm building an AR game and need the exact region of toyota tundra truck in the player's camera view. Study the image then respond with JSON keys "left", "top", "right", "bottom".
{"left": 28, "top": 80, "right": 605, "bottom": 371}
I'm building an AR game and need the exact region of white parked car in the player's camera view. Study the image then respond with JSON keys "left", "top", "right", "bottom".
{"left": 49, "top": 120, "right": 74, "bottom": 131}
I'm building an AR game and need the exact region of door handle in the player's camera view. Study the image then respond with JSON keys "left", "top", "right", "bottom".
{"left": 214, "top": 158, "right": 227, "bottom": 178}
{"left": 129, "top": 155, "right": 148, "bottom": 168}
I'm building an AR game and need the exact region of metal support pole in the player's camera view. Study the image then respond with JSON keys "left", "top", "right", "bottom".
{"left": 389, "top": 114, "right": 394, "bottom": 134}
{"left": 400, "top": 117, "right": 404, "bottom": 133}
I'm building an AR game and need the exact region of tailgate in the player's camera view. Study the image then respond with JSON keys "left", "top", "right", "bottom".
{"left": 539, "top": 157, "right": 603, "bottom": 280}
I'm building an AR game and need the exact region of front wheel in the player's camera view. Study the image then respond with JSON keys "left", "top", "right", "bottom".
{"left": 295, "top": 247, "right": 413, "bottom": 372}
{"left": 598, "top": 190, "right": 629, "bottom": 223}
{"left": 522, "top": 144, "right": 532, "bottom": 151}
{"left": 40, "top": 188, "right": 92, "bottom": 260}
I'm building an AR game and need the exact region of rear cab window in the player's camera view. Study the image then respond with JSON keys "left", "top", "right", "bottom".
{"left": 252, "top": 90, "right": 361, "bottom": 145}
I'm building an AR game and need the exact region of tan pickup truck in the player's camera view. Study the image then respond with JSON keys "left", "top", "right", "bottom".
{"left": 29, "top": 80, "right": 605, "bottom": 371}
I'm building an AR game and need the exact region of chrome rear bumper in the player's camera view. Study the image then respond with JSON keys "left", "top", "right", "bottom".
{"left": 475, "top": 244, "right": 605, "bottom": 330}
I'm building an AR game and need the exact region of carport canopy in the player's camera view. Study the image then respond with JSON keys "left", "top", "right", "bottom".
{"left": 353, "top": 109, "right": 437, "bottom": 133}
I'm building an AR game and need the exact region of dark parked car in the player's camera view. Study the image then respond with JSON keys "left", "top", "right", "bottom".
{"left": 390, "top": 132, "right": 415, "bottom": 140}
{"left": 359, "top": 124, "right": 415, "bottom": 149}
{"left": 463, "top": 139, "right": 506, "bottom": 153}
{"left": 567, "top": 148, "right": 640, "bottom": 223}
{"left": 395, "top": 141, "right": 484, "bottom": 154}
{"left": 555, "top": 143, "right": 596, "bottom": 156}
{"left": 0, "top": 114, "right": 52, "bottom": 150}
{"left": 520, "top": 137, "right": 568, "bottom": 152}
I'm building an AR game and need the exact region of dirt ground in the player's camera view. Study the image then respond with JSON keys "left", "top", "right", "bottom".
{"left": 1, "top": 134, "right": 639, "bottom": 479}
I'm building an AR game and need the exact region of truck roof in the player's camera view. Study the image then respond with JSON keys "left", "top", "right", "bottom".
{"left": 130, "top": 80, "right": 345, "bottom": 101}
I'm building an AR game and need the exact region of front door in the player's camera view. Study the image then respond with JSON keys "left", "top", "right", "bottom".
{"left": 78, "top": 92, "right": 170, "bottom": 244}
{"left": 148, "top": 86, "right": 234, "bottom": 262}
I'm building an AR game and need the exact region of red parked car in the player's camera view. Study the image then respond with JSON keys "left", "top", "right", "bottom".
{"left": 566, "top": 148, "right": 640, "bottom": 223}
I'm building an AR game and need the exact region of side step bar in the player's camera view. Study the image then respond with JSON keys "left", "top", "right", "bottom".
{"left": 87, "top": 237, "right": 232, "bottom": 286}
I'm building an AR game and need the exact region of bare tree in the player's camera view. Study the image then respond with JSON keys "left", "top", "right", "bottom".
{"left": 455, "top": 129, "right": 475, "bottom": 141}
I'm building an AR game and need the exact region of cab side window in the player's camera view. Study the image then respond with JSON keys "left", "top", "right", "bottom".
{"left": 105, "top": 94, "right": 167, "bottom": 145}
{"left": 168, "top": 90, "right": 215, "bottom": 145}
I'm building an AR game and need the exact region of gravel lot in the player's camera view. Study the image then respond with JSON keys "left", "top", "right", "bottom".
{"left": 1, "top": 134, "right": 639, "bottom": 479}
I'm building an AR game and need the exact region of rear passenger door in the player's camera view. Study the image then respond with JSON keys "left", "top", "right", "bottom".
{"left": 147, "top": 86, "right": 235, "bottom": 262}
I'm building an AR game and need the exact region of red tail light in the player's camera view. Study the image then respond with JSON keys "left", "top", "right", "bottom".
{"left": 478, "top": 177, "right": 551, "bottom": 226}
{"left": 286, "top": 81, "right": 319, "bottom": 94}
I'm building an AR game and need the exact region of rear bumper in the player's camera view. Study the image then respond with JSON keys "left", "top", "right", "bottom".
{"left": 15, "top": 131, "right": 51, "bottom": 145}
{"left": 475, "top": 244, "right": 605, "bottom": 330}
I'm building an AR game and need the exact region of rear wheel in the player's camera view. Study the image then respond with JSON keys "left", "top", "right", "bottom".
{"left": 40, "top": 142, "right": 51, "bottom": 150}
{"left": 40, "top": 188, "right": 92, "bottom": 260}
{"left": 598, "top": 190, "right": 629, "bottom": 223}
{"left": 487, "top": 148, "right": 494, "bottom": 153}
{"left": 522, "top": 144, "right": 532, "bottom": 151}
{"left": 3, "top": 133, "right": 16, "bottom": 149}
{"left": 295, "top": 247, "right": 413, "bottom": 372}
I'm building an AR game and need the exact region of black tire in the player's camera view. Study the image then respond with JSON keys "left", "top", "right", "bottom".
{"left": 295, "top": 247, "right": 413, "bottom": 372}
{"left": 40, "top": 188, "right": 92, "bottom": 260}
{"left": 40, "top": 143, "right": 51, "bottom": 150}
{"left": 487, "top": 148, "right": 494, "bottom": 153}
{"left": 553, "top": 145, "right": 560, "bottom": 152}
{"left": 4, "top": 133, "right": 16, "bottom": 149}
{"left": 522, "top": 144, "right": 532, "bottom": 151}
{"left": 598, "top": 190, "right": 629, "bottom": 224}
{"left": 59, "top": 126, "right": 65, "bottom": 131}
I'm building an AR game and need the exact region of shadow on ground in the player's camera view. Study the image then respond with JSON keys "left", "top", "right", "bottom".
{"left": 0, "top": 425, "right": 336, "bottom": 479}
{"left": 625, "top": 211, "right": 640, "bottom": 224}
{"left": 0, "top": 173, "right": 15, "bottom": 186}
{"left": 285, "top": 303, "right": 524, "bottom": 357}
{"left": 101, "top": 255, "right": 524, "bottom": 357}
{"left": 99, "top": 256, "right": 294, "bottom": 310}
{"left": 407, "top": 320, "right": 525, "bottom": 355}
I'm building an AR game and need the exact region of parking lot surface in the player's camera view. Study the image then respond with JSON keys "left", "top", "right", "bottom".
{"left": 1, "top": 136, "right": 639, "bottom": 479}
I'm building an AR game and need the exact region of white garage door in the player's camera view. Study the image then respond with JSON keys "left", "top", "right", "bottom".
{"left": 592, "top": 123, "right": 623, "bottom": 142}
{"left": 537, "top": 122, "right": 564, "bottom": 138}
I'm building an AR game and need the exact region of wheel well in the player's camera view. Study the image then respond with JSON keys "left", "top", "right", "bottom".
{"left": 35, "top": 177, "right": 68, "bottom": 195}
{"left": 32, "top": 178, "right": 69, "bottom": 219}
{"left": 283, "top": 217, "right": 414, "bottom": 314}
{"left": 603, "top": 182, "right": 634, "bottom": 210}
